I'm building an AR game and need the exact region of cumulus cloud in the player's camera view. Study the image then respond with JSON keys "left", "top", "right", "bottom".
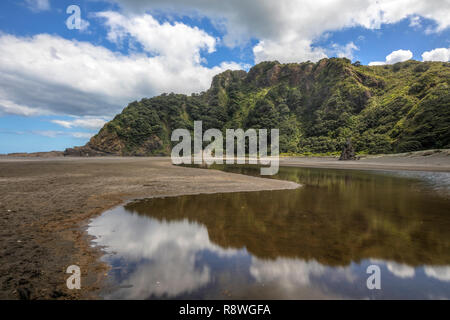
{"left": 250, "top": 258, "right": 326, "bottom": 288}
{"left": 369, "top": 49, "right": 413, "bottom": 66}
{"left": 249, "top": 257, "right": 358, "bottom": 293}
{"left": 253, "top": 39, "right": 327, "bottom": 64}
{"left": 25, "top": 0, "right": 50, "bottom": 12}
{"left": 109, "top": 0, "right": 450, "bottom": 63}
{"left": 0, "top": 13, "right": 244, "bottom": 118}
{"left": 386, "top": 262, "right": 415, "bottom": 279}
{"left": 422, "top": 48, "right": 450, "bottom": 62}
{"left": 96, "top": 11, "right": 216, "bottom": 64}
{"left": 424, "top": 266, "right": 450, "bottom": 282}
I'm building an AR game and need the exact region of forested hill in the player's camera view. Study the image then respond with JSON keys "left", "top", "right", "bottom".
{"left": 65, "top": 58, "right": 450, "bottom": 156}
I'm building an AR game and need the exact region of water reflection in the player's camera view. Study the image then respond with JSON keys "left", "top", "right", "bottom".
{"left": 88, "top": 167, "right": 450, "bottom": 299}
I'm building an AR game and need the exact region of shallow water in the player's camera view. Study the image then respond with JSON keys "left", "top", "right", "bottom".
{"left": 88, "top": 166, "right": 450, "bottom": 299}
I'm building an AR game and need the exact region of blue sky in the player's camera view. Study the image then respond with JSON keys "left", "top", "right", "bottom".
{"left": 0, "top": 0, "right": 449, "bottom": 153}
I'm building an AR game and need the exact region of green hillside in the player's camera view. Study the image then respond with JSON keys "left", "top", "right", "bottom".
{"left": 66, "top": 58, "right": 450, "bottom": 156}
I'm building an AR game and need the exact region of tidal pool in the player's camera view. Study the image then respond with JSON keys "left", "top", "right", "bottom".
{"left": 88, "top": 166, "right": 450, "bottom": 299}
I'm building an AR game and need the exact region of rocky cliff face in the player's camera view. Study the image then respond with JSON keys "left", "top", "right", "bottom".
{"left": 66, "top": 58, "right": 450, "bottom": 156}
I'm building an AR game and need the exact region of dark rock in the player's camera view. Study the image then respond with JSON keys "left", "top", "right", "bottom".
{"left": 50, "top": 290, "right": 68, "bottom": 299}
{"left": 17, "top": 287, "right": 31, "bottom": 300}
{"left": 339, "top": 139, "right": 358, "bottom": 161}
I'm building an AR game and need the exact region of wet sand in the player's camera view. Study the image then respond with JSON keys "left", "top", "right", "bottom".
{"left": 0, "top": 157, "right": 298, "bottom": 300}
{"left": 0, "top": 151, "right": 449, "bottom": 300}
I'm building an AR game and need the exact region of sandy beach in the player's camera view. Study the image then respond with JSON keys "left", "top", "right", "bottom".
{"left": 0, "top": 150, "right": 449, "bottom": 299}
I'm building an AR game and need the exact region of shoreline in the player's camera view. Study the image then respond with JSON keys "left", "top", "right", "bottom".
{"left": 0, "top": 152, "right": 449, "bottom": 300}
{"left": 281, "top": 149, "right": 450, "bottom": 172}
{"left": 279, "top": 157, "right": 450, "bottom": 173}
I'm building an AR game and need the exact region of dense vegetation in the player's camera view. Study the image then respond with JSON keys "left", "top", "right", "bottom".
{"left": 77, "top": 58, "right": 450, "bottom": 156}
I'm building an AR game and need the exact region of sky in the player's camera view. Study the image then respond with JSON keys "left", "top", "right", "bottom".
{"left": 0, "top": 0, "right": 449, "bottom": 153}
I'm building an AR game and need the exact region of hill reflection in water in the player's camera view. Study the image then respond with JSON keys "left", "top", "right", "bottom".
{"left": 89, "top": 166, "right": 450, "bottom": 299}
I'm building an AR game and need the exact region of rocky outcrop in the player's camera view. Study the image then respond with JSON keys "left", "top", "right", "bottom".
{"left": 85, "top": 128, "right": 125, "bottom": 155}
{"left": 339, "top": 139, "right": 358, "bottom": 161}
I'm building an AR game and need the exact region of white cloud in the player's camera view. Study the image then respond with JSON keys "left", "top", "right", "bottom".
{"left": 0, "top": 13, "right": 244, "bottom": 118}
{"left": 96, "top": 11, "right": 216, "bottom": 65}
{"left": 249, "top": 257, "right": 359, "bottom": 291}
{"left": 25, "top": 0, "right": 50, "bottom": 12}
{"left": 109, "top": 0, "right": 450, "bottom": 63}
{"left": 424, "top": 266, "right": 450, "bottom": 282}
{"left": 369, "top": 49, "right": 413, "bottom": 66}
{"left": 0, "top": 99, "right": 42, "bottom": 116}
{"left": 422, "top": 48, "right": 450, "bottom": 62}
{"left": 409, "top": 16, "right": 421, "bottom": 28}
{"left": 250, "top": 258, "right": 326, "bottom": 288}
{"left": 331, "top": 42, "right": 359, "bottom": 60}
{"left": 386, "top": 262, "right": 415, "bottom": 279}
{"left": 253, "top": 39, "right": 327, "bottom": 63}
{"left": 385, "top": 49, "right": 414, "bottom": 64}
{"left": 51, "top": 117, "right": 108, "bottom": 130}
{"left": 368, "top": 62, "right": 385, "bottom": 66}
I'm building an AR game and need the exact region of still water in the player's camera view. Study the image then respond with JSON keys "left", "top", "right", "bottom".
{"left": 88, "top": 166, "right": 450, "bottom": 299}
